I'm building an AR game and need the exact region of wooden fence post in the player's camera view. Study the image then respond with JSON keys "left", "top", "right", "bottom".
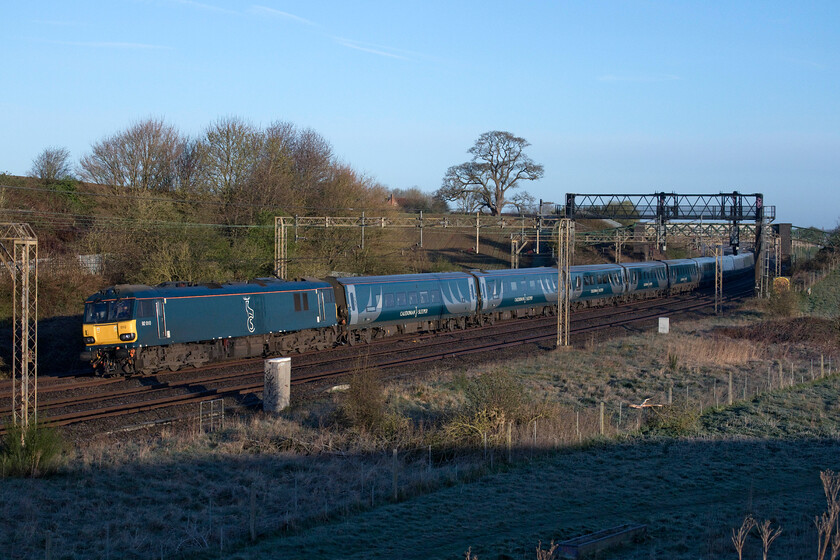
{"left": 599, "top": 402, "right": 605, "bottom": 436}
{"left": 392, "top": 448, "right": 399, "bottom": 501}
{"left": 249, "top": 485, "right": 256, "bottom": 542}
{"left": 507, "top": 422, "right": 512, "bottom": 462}
{"left": 728, "top": 372, "right": 733, "bottom": 405}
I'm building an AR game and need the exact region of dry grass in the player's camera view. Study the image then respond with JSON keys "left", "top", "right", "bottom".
{"left": 667, "top": 334, "right": 763, "bottom": 368}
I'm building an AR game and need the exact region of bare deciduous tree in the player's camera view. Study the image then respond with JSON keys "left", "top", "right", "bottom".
{"left": 510, "top": 191, "right": 537, "bottom": 215}
{"left": 29, "top": 146, "right": 73, "bottom": 183}
{"left": 292, "top": 127, "right": 333, "bottom": 199}
{"left": 245, "top": 121, "right": 298, "bottom": 213}
{"left": 79, "top": 117, "right": 182, "bottom": 191}
{"left": 437, "top": 131, "right": 544, "bottom": 216}
{"left": 174, "top": 138, "right": 206, "bottom": 194}
{"left": 200, "top": 116, "right": 259, "bottom": 196}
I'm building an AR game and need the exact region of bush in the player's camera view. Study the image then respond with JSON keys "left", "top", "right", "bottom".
{"left": 0, "top": 423, "right": 65, "bottom": 478}
{"left": 340, "top": 367, "right": 387, "bottom": 433}
{"left": 640, "top": 405, "right": 698, "bottom": 437}
{"left": 765, "top": 289, "right": 799, "bottom": 317}
{"left": 460, "top": 370, "right": 527, "bottom": 421}
{"left": 443, "top": 370, "right": 530, "bottom": 446}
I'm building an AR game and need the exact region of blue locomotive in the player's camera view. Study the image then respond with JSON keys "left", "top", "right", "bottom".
{"left": 81, "top": 278, "right": 338, "bottom": 374}
{"left": 81, "top": 253, "right": 754, "bottom": 374}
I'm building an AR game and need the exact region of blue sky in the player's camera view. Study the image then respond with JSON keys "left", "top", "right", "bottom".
{"left": 1, "top": 1, "right": 838, "bottom": 227}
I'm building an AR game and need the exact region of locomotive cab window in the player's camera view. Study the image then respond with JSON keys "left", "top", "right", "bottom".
{"left": 137, "top": 299, "right": 156, "bottom": 318}
{"left": 84, "top": 302, "right": 108, "bottom": 323}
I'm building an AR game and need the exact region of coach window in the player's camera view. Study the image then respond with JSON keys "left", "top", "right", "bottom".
{"left": 384, "top": 293, "right": 395, "bottom": 308}
{"left": 396, "top": 292, "right": 407, "bottom": 306}
{"left": 510, "top": 281, "right": 518, "bottom": 291}
{"left": 294, "top": 293, "right": 302, "bottom": 311}
{"left": 302, "top": 293, "right": 309, "bottom": 311}
{"left": 430, "top": 290, "right": 441, "bottom": 303}
{"left": 419, "top": 291, "right": 428, "bottom": 304}
{"left": 409, "top": 292, "right": 418, "bottom": 305}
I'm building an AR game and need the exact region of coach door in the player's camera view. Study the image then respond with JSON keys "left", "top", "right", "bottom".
{"left": 317, "top": 290, "right": 326, "bottom": 323}
{"left": 155, "top": 299, "right": 170, "bottom": 340}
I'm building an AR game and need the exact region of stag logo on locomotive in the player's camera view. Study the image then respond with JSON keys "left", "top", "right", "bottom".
{"left": 243, "top": 296, "right": 255, "bottom": 333}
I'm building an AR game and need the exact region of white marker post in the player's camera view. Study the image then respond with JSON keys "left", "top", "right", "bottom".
{"left": 658, "top": 317, "right": 670, "bottom": 334}
{"left": 264, "top": 357, "right": 291, "bottom": 413}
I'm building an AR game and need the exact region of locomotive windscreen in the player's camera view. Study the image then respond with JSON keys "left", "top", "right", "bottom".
{"left": 84, "top": 299, "right": 134, "bottom": 324}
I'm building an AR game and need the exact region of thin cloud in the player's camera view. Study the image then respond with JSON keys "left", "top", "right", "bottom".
{"left": 249, "top": 5, "right": 314, "bottom": 26}
{"left": 783, "top": 56, "right": 825, "bottom": 70}
{"left": 597, "top": 74, "right": 681, "bottom": 83}
{"left": 45, "top": 40, "right": 172, "bottom": 50}
{"left": 169, "top": 0, "right": 239, "bottom": 15}
{"left": 334, "top": 38, "right": 411, "bottom": 60}
{"left": 33, "top": 20, "right": 81, "bottom": 26}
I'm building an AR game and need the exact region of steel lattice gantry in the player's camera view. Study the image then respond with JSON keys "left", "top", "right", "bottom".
{"left": 0, "top": 223, "right": 38, "bottom": 428}
{"left": 564, "top": 191, "right": 775, "bottom": 291}
{"left": 563, "top": 191, "right": 774, "bottom": 252}
{"left": 563, "top": 192, "right": 773, "bottom": 222}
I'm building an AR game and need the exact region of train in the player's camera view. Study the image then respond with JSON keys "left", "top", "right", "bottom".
{"left": 80, "top": 253, "right": 754, "bottom": 375}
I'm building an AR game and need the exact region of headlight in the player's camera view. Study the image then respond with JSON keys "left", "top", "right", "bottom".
{"left": 119, "top": 333, "right": 135, "bottom": 341}
{"left": 84, "top": 336, "right": 95, "bottom": 344}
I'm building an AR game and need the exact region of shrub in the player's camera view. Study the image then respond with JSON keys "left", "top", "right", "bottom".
{"left": 340, "top": 366, "right": 387, "bottom": 433}
{"left": 460, "top": 370, "right": 527, "bottom": 421}
{"left": 640, "top": 405, "right": 698, "bottom": 437}
{"left": 443, "top": 370, "right": 529, "bottom": 446}
{"left": 0, "top": 423, "right": 65, "bottom": 478}
{"left": 764, "top": 289, "right": 799, "bottom": 317}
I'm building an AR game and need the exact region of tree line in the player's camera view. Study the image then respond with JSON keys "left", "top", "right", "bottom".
{"left": 32, "top": 116, "right": 391, "bottom": 226}
{"left": 30, "top": 123, "right": 545, "bottom": 219}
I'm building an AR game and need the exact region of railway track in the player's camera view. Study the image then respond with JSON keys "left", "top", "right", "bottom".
{"left": 2, "top": 278, "right": 755, "bottom": 430}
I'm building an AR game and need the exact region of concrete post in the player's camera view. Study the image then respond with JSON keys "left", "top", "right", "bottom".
{"left": 264, "top": 357, "right": 291, "bottom": 412}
